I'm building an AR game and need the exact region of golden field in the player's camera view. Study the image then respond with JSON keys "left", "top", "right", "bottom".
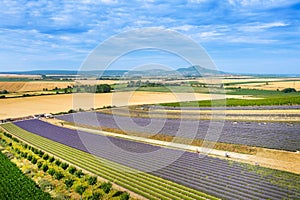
{"left": 0, "top": 91, "right": 248, "bottom": 119}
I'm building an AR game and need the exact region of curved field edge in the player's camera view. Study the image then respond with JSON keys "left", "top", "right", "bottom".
{"left": 0, "top": 123, "right": 218, "bottom": 200}
{"left": 0, "top": 151, "right": 52, "bottom": 200}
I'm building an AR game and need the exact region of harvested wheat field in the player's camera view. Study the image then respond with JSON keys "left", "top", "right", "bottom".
{"left": 0, "top": 81, "right": 74, "bottom": 93}
{"left": 0, "top": 91, "right": 249, "bottom": 119}
{"left": 233, "top": 81, "right": 300, "bottom": 91}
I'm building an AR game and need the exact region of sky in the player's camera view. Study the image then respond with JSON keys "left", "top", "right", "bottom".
{"left": 0, "top": 0, "right": 300, "bottom": 74}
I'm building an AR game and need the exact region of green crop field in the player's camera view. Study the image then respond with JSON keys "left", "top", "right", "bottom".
{"left": 0, "top": 151, "right": 52, "bottom": 200}
{"left": 160, "top": 89, "right": 300, "bottom": 107}
{"left": 1, "top": 123, "right": 218, "bottom": 200}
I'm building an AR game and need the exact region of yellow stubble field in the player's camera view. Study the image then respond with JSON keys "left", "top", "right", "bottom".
{"left": 0, "top": 91, "right": 248, "bottom": 119}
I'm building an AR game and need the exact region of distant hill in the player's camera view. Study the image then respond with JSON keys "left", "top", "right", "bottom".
{"left": 0, "top": 66, "right": 225, "bottom": 78}
{"left": 176, "top": 65, "right": 226, "bottom": 77}
{"left": 2, "top": 68, "right": 300, "bottom": 78}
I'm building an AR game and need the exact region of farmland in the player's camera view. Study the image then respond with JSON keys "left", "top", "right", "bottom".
{"left": 0, "top": 151, "right": 52, "bottom": 199}
{"left": 2, "top": 120, "right": 300, "bottom": 200}
{"left": 0, "top": 92, "right": 247, "bottom": 119}
{"left": 56, "top": 112, "right": 300, "bottom": 151}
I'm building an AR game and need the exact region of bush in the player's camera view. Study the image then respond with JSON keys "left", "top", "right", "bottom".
{"left": 49, "top": 156, "right": 55, "bottom": 163}
{"left": 55, "top": 160, "right": 61, "bottom": 166}
{"left": 68, "top": 167, "right": 76, "bottom": 174}
{"left": 54, "top": 171, "right": 64, "bottom": 180}
{"left": 75, "top": 185, "right": 87, "bottom": 195}
{"left": 38, "top": 179, "right": 53, "bottom": 191}
{"left": 54, "top": 192, "right": 69, "bottom": 200}
{"left": 61, "top": 162, "right": 69, "bottom": 170}
{"left": 31, "top": 157, "right": 37, "bottom": 164}
{"left": 282, "top": 88, "right": 297, "bottom": 93}
{"left": 27, "top": 154, "right": 33, "bottom": 161}
{"left": 87, "top": 176, "right": 97, "bottom": 185}
{"left": 120, "top": 192, "right": 130, "bottom": 200}
{"left": 68, "top": 166, "right": 76, "bottom": 174}
{"left": 48, "top": 168, "right": 56, "bottom": 176}
{"left": 42, "top": 154, "right": 49, "bottom": 160}
{"left": 42, "top": 164, "right": 49, "bottom": 172}
{"left": 74, "top": 170, "right": 84, "bottom": 178}
{"left": 37, "top": 161, "right": 43, "bottom": 168}
{"left": 99, "top": 182, "right": 112, "bottom": 194}
{"left": 88, "top": 192, "right": 102, "bottom": 200}
{"left": 64, "top": 179, "right": 74, "bottom": 188}
{"left": 38, "top": 150, "right": 44, "bottom": 157}
{"left": 21, "top": 152, "right": 28, "bottom": 158}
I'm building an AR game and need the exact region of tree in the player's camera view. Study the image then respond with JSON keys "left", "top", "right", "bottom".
{"left": 282, "top": 88, "right": 297, "bottom": 93}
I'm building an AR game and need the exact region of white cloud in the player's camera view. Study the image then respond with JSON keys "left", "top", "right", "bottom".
{"left": 172, "top": 25, "right": 195, "bottom": 31}
{"left": 188, "top": 0, "right": 209, "bottom": 3}
{"left": 228, "top": 0, "right": 299, "bottom": 8}
{"left": 240, "top": 22, "right": 288, "bottom": 32}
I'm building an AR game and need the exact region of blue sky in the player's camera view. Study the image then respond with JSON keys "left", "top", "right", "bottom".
{"left": 0, "top": 0, "right": 299, "bottom": 74}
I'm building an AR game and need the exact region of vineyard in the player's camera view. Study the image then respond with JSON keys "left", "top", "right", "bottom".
{"left": 2, "top": 120, "right": 300, "bottom": 200}
{"left": 57, "top": 112, "right": 300, "bottom": 151}
{"left": 0, "top": 151, "right": 52, "bottom": 200}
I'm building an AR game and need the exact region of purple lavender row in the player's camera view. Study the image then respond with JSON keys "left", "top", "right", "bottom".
{"left": 13, "top": 119, "right": 300, "bottom": 200}
{"left": 56, "top": 112, "right": 300, "bottom": 151}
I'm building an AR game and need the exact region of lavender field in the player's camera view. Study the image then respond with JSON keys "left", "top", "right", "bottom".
{"left": 13, "top": 119, "right": 300, "bottom": 199}
{"left": 57, "top": 112, "right": 300, "bottom": 151}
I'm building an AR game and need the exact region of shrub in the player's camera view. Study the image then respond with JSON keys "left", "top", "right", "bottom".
{"left": 21, "top": 152, "right": 28, "bottom": 158}
{"left": 74, "top": 170, "right": 84, "bottom": 178}
{"left": 282, "top": 88, "right": 297, "bottom": 93}
{"left": 75, "top": 185, "right": 87, "bottom": 195}
{"left": 87, "top": 176, "right": 97, "bottom": 185}
{"left": 42, "top": 164, "right": 49, "bottom": 172}
{"left": 31, "top": 157, "right": 37, "bottom": 164}
{"left": 64, "top": 179, "right": 74, "bottom": 188}
{"left": 38, "top": 179, "right": 53, "bottom": 191}
{"left": 48, "top": 168, "right": 56, "bottom": 176}
{"left": 120, "top": 192, "right": 130, "bottom": 200}
{"left": 61, "top": 162, "right": 69, "bottom": 170}
{"left": 68, "top": 166, "right": 76, "bottom": 174}
{"left": 54, "top": 171, "right": 64, "bottom": 180}
{"left": 99, "top": 182, "right": 112, "bottom": 194}
{"left": 49, "top": 156, "right": 55, "bottom": 163}
{"left": 37, "top": 161, "right": 43, "bottom": 168}
{"left": 54, "top": 192, "right": 69, "bottom": 200}
{"left": 38, "top": 150, "right": 44, "bottom": 157}
{"left": 88, "top": 192, "right": 102, "bottom": 200}
{"left": 42, "top": 154, "right": 49, "bottom": 160}
{"left": 27, "top": 154, "right": 33, "bottom": 161}
{"left": 55, "top": 160, "right": 61, "bottom": 166}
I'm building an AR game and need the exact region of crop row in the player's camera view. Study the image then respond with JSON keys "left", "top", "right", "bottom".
{"left": 5, "top": 119, "right": 300, "bottom": 200}
{"left": 1, "top": 122, "right": 216, "bottom": 200}
{"left": 0, "top": 131, "right": 130, "bottom": 199}
{"left": 0, "top": 149, "right": 52, "bottom": 199}
{"left": 57, "top": 112, "right": 300, "bottom": 151}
